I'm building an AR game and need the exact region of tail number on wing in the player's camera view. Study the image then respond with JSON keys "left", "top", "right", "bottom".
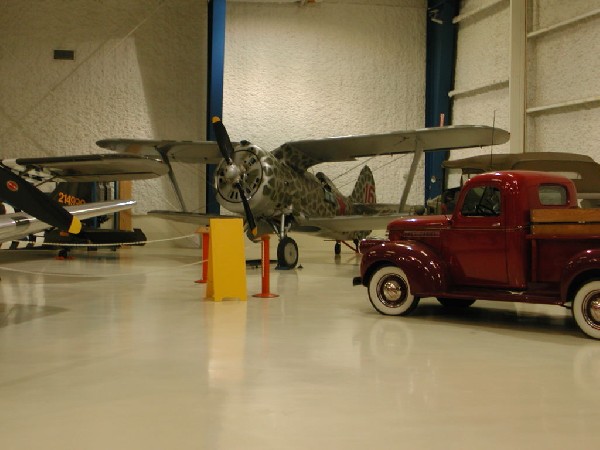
{"left": 57, "top": 192, "right": 86, "bottom": 206}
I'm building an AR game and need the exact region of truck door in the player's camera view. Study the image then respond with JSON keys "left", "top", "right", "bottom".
{"left": 444, "top": 184, "right": 509, "bottom": 286}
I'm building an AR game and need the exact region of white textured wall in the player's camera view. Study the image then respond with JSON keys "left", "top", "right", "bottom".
{"left": 451, "top": 0, "right": 600, "bottom": 178}
{"left": 223, "top": 0, "right": 427, "bottom": 205}
{"left": 0, "top": 0, "right": 207, "bottom": 222}
{"left": 452, "top": 0, "right": 510, "bottom": 165}
{"left": 528, "top": 0, "right": 600, "bottom": 159}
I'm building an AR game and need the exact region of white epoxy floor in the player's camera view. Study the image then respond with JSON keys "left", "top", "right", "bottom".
{"left": 0, "top": 239, "right": 599, "bottom": 450}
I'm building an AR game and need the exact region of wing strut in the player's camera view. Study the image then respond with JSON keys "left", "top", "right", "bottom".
{"left": 156, "top": 145, "right": 188, "bottom": 212}
{"left": 398, "top": 142, "right": 424, "bottom": 212}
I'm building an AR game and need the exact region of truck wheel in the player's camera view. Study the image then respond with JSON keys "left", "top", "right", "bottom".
{"left": 572, "top": 281, "right": 600, "bottom": 339}
{"left": 437, "top": 298, "right": 476, "bottom": 309}
{"left": 368, "top": 266, "right": 419, "bottom": 316}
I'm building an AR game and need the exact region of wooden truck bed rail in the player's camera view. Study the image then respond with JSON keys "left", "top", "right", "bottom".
{"left": 531, "top": 208, "right": 600, "bottom": 235}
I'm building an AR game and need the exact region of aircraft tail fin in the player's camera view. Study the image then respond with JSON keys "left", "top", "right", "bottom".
{"left": 350, "top": 165, "right": 376, "bottom": 204}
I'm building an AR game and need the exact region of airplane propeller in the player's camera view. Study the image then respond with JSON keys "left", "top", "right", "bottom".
{"left": 0, "top": 165, "right": 82, "bottom": 234}
{"left": 212, "top": 117, "right": 258, "bottom": 238}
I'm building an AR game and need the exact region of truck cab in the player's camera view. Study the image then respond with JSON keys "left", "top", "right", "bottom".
{"left": 439, "top": 171, "right": 575, "bottom": 289}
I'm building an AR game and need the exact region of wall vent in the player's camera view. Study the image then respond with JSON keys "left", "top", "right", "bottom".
{"left": 53, "top": 50, "right": 75, "bottom": 60}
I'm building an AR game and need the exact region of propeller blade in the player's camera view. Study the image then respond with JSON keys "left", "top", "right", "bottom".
{"left": 235, "top": 182, "right": 257, "bottom": 238}
{"left": 0, "top": 166, "right": 82, "bottom": 234}
{"left": 212, "top": 117, "right": 235, "bottom": 165}
{"left": 212, "top": 117, "right": 258, "bottom": 238}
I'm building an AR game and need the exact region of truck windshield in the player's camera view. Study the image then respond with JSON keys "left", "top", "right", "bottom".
{"left": 461, "top": 186, "right": 501, "bottom": 217}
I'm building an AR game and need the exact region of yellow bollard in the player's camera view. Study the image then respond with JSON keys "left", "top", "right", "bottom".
{"left": 205, "top": 218, "right": 247, "bottom": 301}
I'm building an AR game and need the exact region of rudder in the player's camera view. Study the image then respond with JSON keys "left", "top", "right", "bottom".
{"left": 350, "top": 166, "right": 376, "bottom": 204}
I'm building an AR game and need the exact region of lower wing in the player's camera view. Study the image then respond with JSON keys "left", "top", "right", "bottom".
{"left": 0, "top": 200, "right": 135, "bottom": 243}
{"left": 293, "top": 213, "right": 407, "bottom": 234}
{"left": 148, "top": 209, "right": 406, "bottom": 238}
{"left": 148, "top": 210, "right": 230, "bottom": 226}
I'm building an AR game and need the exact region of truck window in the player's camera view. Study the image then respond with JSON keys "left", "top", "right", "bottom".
{"left": 461, "top": 186, "right": 501, "bottom": 217}
{"left": 539, "top": 184, "right": 567, "bottom": 205}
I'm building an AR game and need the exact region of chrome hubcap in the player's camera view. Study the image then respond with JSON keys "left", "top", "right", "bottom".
{"left": 583, "top": 291, "right": 600, "bottom": 330}
{"left": 383, "top": 280, "right": 402, "bottom": 301}
{"left": 378, "top": 275, "right": 407, "bottom": 308}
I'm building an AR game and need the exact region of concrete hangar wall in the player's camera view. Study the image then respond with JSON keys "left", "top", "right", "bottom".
{"left": 451, "top": 0, "right": 600, "bottom": 163}
{"left": 0, "top": 0, "right": 208, "bottom": 228}
{"left": 0, "top": 0, "right": 599, "bottom": 241}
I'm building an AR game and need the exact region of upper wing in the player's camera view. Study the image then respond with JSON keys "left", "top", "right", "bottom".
{"left": 0, "top": 199, "right": 135, "bottom": 243}
{"left": 277, "top": 125, "right": 510, "bottom": 169}
{"left": 96, "top": 139, "right": 225, "bottom": 164}
{"left": 97, "top": 125, "right": 509, "bottom": 169}
{"left": 3, "top": 153, "right": 168, "bottom": 182}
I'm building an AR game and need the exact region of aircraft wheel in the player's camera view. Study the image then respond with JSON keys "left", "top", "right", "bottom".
{"left": 368, "top": 265, "right": 419, "bottom": 316}
{"left": 334, "top": 242, "right": 341, "bottom": 255}
{"left": 277, "top": 236, "right": 298, "bottom": 270}
{"left": 436, "top": 297, "right": 476, "bottom": 309}
{"left": 572, "top": 280, "right": 600, "bottom": 339}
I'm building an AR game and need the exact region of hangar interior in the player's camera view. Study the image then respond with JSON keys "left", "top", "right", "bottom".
{"left": 1, "top": 0, "right": 600, "bottom": 449}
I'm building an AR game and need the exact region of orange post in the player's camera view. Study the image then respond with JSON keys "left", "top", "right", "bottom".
{"left": 253, "top": 235, "right": 279, "bottom": 298}
{"left": 195, "top": 227, "right": 210, "bottom": 284}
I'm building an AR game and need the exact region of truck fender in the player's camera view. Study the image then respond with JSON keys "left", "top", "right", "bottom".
{"left": 361, "top": 240, "right": 448, "bottom": 296}
{"left": 561, "top": 249, "right": 600, "bottom": 300}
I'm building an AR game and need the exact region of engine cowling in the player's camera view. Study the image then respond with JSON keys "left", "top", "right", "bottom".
{"left": 215, "top": 143, "right": 278, "bottom": 216}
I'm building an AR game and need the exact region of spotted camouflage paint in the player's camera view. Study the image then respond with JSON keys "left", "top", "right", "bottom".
{"left": 216, "top": 143, "right": 377, "bottom": 240}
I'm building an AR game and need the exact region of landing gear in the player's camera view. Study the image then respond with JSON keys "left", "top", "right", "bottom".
{"left": 334, "top": 239, "right": 361, "bottom": 256}
{"left": 277, "top": 236, "right": 298, "bottom": 270}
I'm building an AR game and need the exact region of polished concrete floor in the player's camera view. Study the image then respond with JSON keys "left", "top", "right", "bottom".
{"left": 1, "top": 238, "right": 599, "bottom": 450}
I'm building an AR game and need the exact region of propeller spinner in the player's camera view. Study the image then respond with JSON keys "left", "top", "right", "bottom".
{"left": 212, "top": 117, "right": 258, "bottom": 237}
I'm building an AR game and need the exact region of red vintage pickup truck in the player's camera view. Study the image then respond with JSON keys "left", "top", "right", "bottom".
{"left": 353, "top": 170, "right": 600, "bottom": 339}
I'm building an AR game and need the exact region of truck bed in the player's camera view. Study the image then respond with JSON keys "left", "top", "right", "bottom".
{"left": 529, "top": 209, "right": 600, "bottom": 283}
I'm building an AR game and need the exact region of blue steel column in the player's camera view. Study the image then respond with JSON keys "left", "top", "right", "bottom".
{"left": 424, "top": 0, "right": 459, "bottom": 202}
{"left": 206, "top": 0, "right": 226, "bottom": 214}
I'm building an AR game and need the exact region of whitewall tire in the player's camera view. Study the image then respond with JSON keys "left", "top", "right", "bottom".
{"left": 572, "top": 280, "right": 600, "bottom": 339}
{"left": 367, "top": 266, "right": 419, "bottom": 316}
